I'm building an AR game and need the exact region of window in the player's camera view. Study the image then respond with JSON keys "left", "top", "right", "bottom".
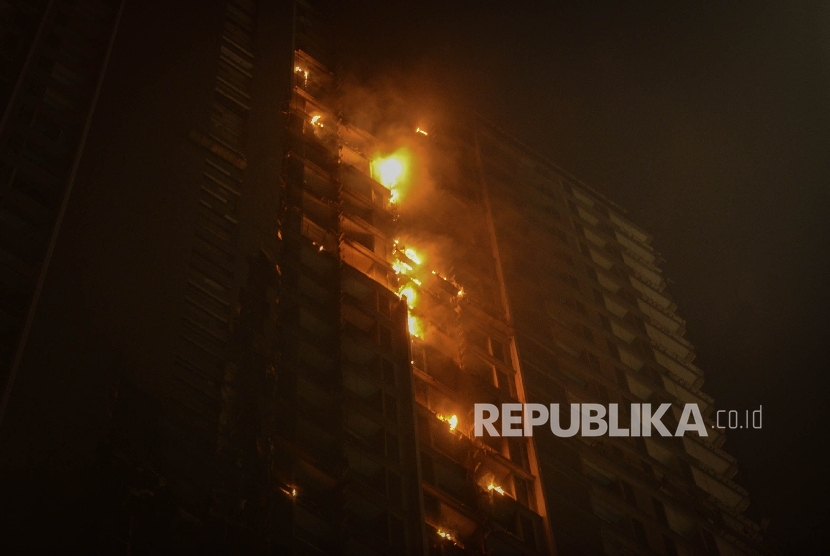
{"left": 652, "top": 498, "right": 669, "bottom": 525}
{"left": 559, "top": 272, "right": 580, "bottom": 290}
{"left": 495, "top": 368, "right": 514, "bottom": 396}
{"left": 376, "top": 292, "right": 391, "bottom": 316}
{"left": 663, "top": 535, "right": 679, "bottom": 556}
{"left": 490, "top": 338, "right": 506, "bottom": 362}
{"left": 701, "top": 529, "right": 721, "bottom": 556}
{"left": 508, "top": 438, "right": 529, "bottom": 470}
{"left": 553, "top": 250, "right": 574, "bottom": 267}
{"left": 514, "top": 477, "right": 531, "bottom": 507}
{"left": 607, "top": 340, "right": 621, "bottom": 360}
{"left": 377, "top": 324, "right": 392, "bottom": 348}
{"left": 381, "top": 359, "right": 396, "bottom": 387}
{"left": 582, "top": 325, "right": 594, "bottom": 344}
{"left": 599, "top": 313, "right": 612, "bottom": 331}
{"left": 620, "top": 481, "right": 636, "bottom": 506}
{"left": 632, "top": 519, "right": 648, "bottom": 545}
{"left": 519, "top": 514, "right": 538, "bottom": 549}
{"left": 587, "top": 352, "right": 601, "bottom": 372}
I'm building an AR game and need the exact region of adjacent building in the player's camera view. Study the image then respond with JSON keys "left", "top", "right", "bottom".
{"left": 0, "top": 1, "right": 771, "bottom": 555}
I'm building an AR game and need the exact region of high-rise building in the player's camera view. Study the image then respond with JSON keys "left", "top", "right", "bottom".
{"left": 474, "top": 124, "right": 769, "bottom": 556}
{"left": 0, "top": 0, "right": 123, "bottom": 410}
{"left": 0, "top": 1, "right": 771, "bottom": 555}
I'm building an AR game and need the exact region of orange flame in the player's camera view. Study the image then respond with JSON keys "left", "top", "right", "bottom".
{"left": 398, "top": 284, "right": 417, "bottom": 309}
{"left": 408, "top": 315, "right": 424, "bottom": 338}
{"left": 371, "top": 149, "right": 411, "bottom": 205}
{"left": 437, "top": 414, "right": 458, "bottom": 431}
{"left": 487, "top": 483, "right": 505, "bottom": 495}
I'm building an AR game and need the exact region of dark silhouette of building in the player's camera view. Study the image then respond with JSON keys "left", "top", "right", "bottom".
{"left": 0, "top": 1, "right": 771, "bottom": 554}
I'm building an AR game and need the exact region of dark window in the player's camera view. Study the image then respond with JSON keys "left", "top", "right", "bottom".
{"left": 389, "top": 514, "right": 405, "bottom": 549}
{"left": 652, "top": 498, "right": 669, "bottom": 525}
{"left": 582, "top": 325, "right": 594, "bottom": 344}
{"left": 607, "top": 340, "right": 621, "bottom": 360}
{"left": 508, "top": 438, "right": 529, "bottom": 470}
{"left": 599, "top": 313, "right": 612, "bottom": 332}
{"left": 496, "top": 369, "right": 513, "bottom": 396}
{"left": 515, "top": 477, "right": 530, "bottom": 507}
{"left": 587, "top": 352, "right": 601, "bottom": 372}
{"left": 382, "top": 359, "right": 396, "bottom": 387}
{"left": 377, "top": 292, "right": 391, "bottom": 316}
{"left": 490, "top": 338, "right": 506, "bottom": 362}
{"left": 632, "top": 518, "right": 648, "bottom": 545}
{"left": 377, "top": 325, "right": 392, "bottom": 348}
{"left": 663, "top": 535, "right": 679, "bottom": 556}
{"left": 620, "top": 480, "right": 636, "bottom": 505}
{"left": 701, "top": 529, "right": 721, "bottom": 556}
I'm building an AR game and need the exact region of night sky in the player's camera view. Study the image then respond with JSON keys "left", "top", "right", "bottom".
{"left": 338, "top": 1, "right": 830, "bottom": 551}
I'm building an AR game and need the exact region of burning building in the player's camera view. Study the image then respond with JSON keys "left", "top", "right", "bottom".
{"left": 0, "top": 1, "right": 772, "bottom": 555}
{"left": 264, "top": 20, "right": 772, "bottom": 556}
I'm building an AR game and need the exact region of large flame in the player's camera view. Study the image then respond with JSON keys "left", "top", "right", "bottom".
{"left": 392, "top": 260, "right": 412, "bottom": 275}
{"left": 371, "top": 149, "right": 411, "bottom": 204}
{"left": 403, "top": 248, "right": 421, "bottom": 265}
{"left": 438, "top": 414, "right": 458, "bottom": 432}
{"left": 408, "top": 315, "right": 424, "bottom": 339}
{"left": 398, "top": 284, "right": 417, "bottom": 309}
{"left": 487, "top": 483, "right": 505, "bottom": 495}
{"left": 373, "top": 157, "right": 404, "bottom": 187}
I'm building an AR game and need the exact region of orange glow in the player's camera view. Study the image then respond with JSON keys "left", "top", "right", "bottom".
{"left": 371, "top": 149, "right": 411, "bottom": 205}
{"left": 398, "top": 285, "right": 417, "bottom": 309}
{"left": 373, "top": 156, "right": 404, "bottom": 188}
{"left": 280, "top": 486, "right": 298, "bottom": 498}
{"left": 294, "top": 66, "right": 308, "bottom": 84}
{"left": 408, "top": 315, "right": 424, "bottom": 338}
{"left": 487, "top": 483, "right": 505, "bottom": 495}
{"left": 392, "top": 260, "right": 412, "bottom": 275}
{"left": 438, "top": 414, "right": 458, "bottom": 431}
{"left": 403, "top": 248, "right": 421, "bottom": 265}
{"left": 437, "top": 529, "right": 453, "bottom": 541}
{"left": 392, "top": 244, "right": 423, "bottom": 277}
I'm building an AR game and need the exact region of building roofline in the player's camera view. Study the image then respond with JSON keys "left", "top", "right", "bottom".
{"left": 472, "top": 112, "right": 634, "bottom": 218}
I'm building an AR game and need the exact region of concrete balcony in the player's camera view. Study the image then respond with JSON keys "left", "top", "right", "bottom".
{"left": 645, "top": 322, "right": 693, "bottom": 362}
{"left": 653, "top": 350, "right": 703, "bottom": 387}
{"left": 609, "top": 211, "right": 651, "bottom": 245}
{"left": 629, "top": 275, "right": 675, "bottom": 312}
{"left": 637, "top": 298, "right": 684, "bottom": 335}
{"left": 689, "top": 465, "right": 750, "bottom": 512}
{"left": 661, "top": 374, "right": 713, "bottom": 415}
{"left": 623, "top": 253, "right": 664, "bottom": 291}
{"left": 615, "top": 230, "right": 656, "bottom": 265}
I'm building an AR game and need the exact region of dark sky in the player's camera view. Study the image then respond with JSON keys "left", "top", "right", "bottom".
{"left": 338, "top": 1, "right": 830, "bottom": 551}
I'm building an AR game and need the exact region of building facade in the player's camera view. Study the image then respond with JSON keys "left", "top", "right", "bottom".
{"left": 0, "top": 0, "right": 123, "bottom": 419}
{"left": 476, "top": 124, "right": 769, "bottom": 556}
{"left": 0, "top": 1, "right": 771, "bottom": 555}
